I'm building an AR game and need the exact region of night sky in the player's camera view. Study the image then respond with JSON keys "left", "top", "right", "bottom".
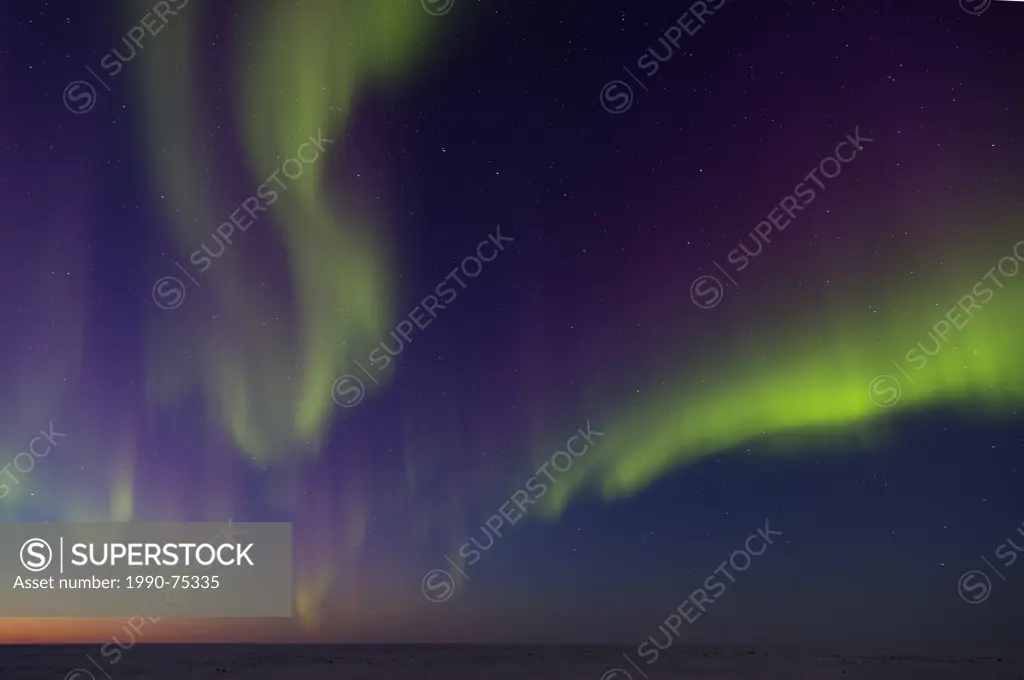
{"left": 1, "top": 0, "right": 1023, "bottom": 647}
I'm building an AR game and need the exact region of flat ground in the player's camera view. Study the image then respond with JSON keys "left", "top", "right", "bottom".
{"left": 3, "top": 645, "right": 1024, "bottom": 680}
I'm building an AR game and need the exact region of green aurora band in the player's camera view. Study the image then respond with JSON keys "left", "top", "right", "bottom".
{"left": 139, "top": 0, "right": 436, "bottom": 463}
{"left": 531, "top": 231, "right": 1024, "bottom": 516}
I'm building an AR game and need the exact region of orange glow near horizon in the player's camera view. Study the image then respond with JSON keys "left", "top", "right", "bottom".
{"left": 0, "top": 619, "right": 304, "bottom": 644}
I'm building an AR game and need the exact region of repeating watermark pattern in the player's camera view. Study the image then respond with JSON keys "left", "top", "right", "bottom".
{"left": 63, "top": 0, "right": 190, "bottom": 115}
{"left": 957, "top": 520, "right": 1024, "bottom": 605}
{"left": 331, "top": 226, "right": 514, "bottom": 410}
{"left": 421, "top": 422, "right": 604, "bottom": 603}
{"left": 63, "top": 521, "right": 247, "bottom": 680}
{"left": 600, "top": 519, "right": 782, "bottom": 679}
{"left": 0, "top": 422, "right": 66, "bottom": 501}
{"left": 422, "top": 0, "right": 455, "bottom": 15}
{"left": 600, "top": 0, "right": 735, "bottom": 115}
{"left": 868, "top": 239, "right": 1024, "bottom": 409}
{"left": 151, "top": 129, "right": 334, "bottom": 311}
{"left": 690, "top": 128, "right": 873, "bottom": 309}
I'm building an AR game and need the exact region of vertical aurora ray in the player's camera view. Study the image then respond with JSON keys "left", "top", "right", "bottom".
{"left": 140, "top": 0, "right": 436, "bottom": 462}
{"left": 231, "top": 0, "right": 434, "bottom": 447}
{"left": 134, "top": 0, "right": 439, "bottom": 630}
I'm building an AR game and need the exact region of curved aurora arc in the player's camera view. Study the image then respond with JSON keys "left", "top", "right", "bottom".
{"left": 530, "top": 232, "right": 1024, "bottom": 517}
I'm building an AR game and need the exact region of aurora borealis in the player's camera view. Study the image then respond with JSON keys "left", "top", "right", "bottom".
{"left": 2, "top": 0, "right": 1023, "bottom": 647}
{"left": 140, "top": 0, "right": 437, "bottom": 462}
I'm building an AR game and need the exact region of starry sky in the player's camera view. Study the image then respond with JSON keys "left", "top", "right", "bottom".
{"left": 1, "top": 0, "right": 1023, "bottom": 646}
